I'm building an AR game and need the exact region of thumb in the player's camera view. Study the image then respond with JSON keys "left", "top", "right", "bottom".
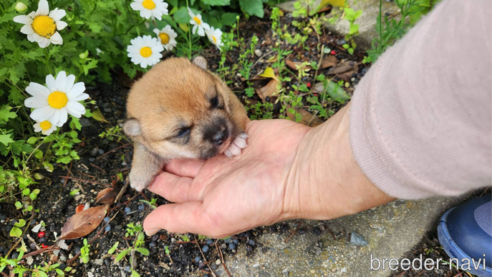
{"left": 143, "top": 202, "right": 222, "bottom": 237}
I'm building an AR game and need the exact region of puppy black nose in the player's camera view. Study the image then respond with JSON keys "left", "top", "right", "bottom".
{"left": 213, "top": 128, "right": 228, "bottom": 146}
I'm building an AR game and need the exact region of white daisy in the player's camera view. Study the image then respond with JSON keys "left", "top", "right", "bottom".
{"left": 206, "top": 27, "right": 223, "bottom": 50}
{"left": 24, "top": 71, "right": 89, "bottom": 127}
{"left": 188, "top": 8, "right": 209, "bottom": 37}
{"left": 127, "top": 35, "right": 164, "bottom": 68}
{"left": 13, "top": 0, "right": 67, "bottom": 48}
{"left": 153, "top": 25, "right": 177, "bottom": 51}
{"left": 130, "top": 0, "right": 168, "bottom": 20}
{"left": 33, "top": 120, "right": 57, "bottom": 135}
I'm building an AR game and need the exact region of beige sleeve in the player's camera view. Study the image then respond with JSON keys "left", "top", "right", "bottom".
{"left": 349, "top": 0, "right": 492, "bottom": 199}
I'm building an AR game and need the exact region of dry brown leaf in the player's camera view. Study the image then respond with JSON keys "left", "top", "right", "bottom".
{"left": 320, "top": 56, "right": 338, "bottom": 69}
{"left": 327, "top": 61, "right": 358, "bottom": 81}
{"left": 286, "top": 106, "right": 324, "bottom": 127}
{"left": 95, "top": 188, "right": 117, "bottom": 205}
{"left": 59, "top": 205, "right": 109, "bottom": 240}
{"left": 256, "top": 78, "right": 279, "bottom": 101}
{"left": 286, "top": 59, "right": 311, "bottom": 71}
{"left": 310, "top": 82, "right": 325, "bottom": 94}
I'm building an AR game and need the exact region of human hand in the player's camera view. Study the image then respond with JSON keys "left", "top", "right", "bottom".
{"left": 143, "top": 119, "right": 310, "bottom": 238}
{"left": 143, "top": 104, "right": 394, "bottom": 238}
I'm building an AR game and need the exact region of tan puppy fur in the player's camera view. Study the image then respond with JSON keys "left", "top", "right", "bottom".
{"left": 123, "top": 57, "right": 248, "bottom": 191}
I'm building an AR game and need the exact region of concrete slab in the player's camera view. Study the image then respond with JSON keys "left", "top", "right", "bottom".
{"left": 211, "top": 195, "right": 468, "bottom": 276}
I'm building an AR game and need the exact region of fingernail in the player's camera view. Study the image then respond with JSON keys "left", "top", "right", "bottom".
{"left": 145, "top": 229, "right": 159, "bottom": 236}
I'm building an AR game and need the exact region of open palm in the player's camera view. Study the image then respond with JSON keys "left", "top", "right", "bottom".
{"left": 143, "top": 119, "right": 310, "bottom": 238}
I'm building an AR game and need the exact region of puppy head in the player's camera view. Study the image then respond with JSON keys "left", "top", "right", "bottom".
{"left": 124, "top": 57, "right": 240, "bottom": 160}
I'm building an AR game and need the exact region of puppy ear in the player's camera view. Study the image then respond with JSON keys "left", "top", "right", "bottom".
{"left": 123, "top": 118, "right": 141, "bottom": 137}
{"left": 192, "top": 56, "right": 208, "bottom": 70}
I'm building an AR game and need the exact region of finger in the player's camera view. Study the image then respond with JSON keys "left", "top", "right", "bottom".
{"left": 148, "top": 172, "right": 195, "bottom": 203}
{"left": 164, "top": 158, "right": 205, "bottom": 178}
{"left": 143, "top": 202, "right": 226, "bottom": 238}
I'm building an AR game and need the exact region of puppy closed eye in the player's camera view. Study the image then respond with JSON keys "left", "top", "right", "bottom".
{"left": 210, "top": 96, "right": 224, "bottom": 109}
{"left": 176, "top": 127, "right": 191, "bottom": 138}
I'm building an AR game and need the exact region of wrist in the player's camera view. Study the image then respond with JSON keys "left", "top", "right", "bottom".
{"left": 281, "top": 103, "right": 395, "bottom": 221}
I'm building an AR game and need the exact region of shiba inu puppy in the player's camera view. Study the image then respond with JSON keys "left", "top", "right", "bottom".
{"left": 123, "top": 56, "right": 248, "bottom": 191}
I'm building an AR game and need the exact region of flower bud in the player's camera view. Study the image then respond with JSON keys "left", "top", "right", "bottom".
{"left": 79, "top": 51, "right": 88, "bottom": 59}
{"left": 15, "top": 2, "right": 27, "bottom": 13}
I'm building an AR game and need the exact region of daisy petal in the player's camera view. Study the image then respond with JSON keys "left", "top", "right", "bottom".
{"left": 50, "top": 109, "right": 61, "bottom": 127}
{"left": 49, "top": 9, "right": 66, "bottom": 21}
{"left": 56, "top": 21, "right": 68, "bottom": 31}
{"left": 20, "top": 24, "right": 34, "bottom": 35}
{"left": 30, "top": 106, "right": 55, "bottom": 122}
{"left": 66, "top": 102, "right": 85, "bottom": 118}
{"left": 46, "top": 74, "right": 56, "bottom": 91}
{"left": 64, "top": 74, "right": 76, "bottom": 92}
{"left": 26, "top": 82, "right": 50, "bottom": 97}
{"left": 37, "top": 37, "right": 50, "bottom": 48}
{"left": 55, "top": 71, "right": 67, "bottom": 91}
{"left": 67, "top": 82, "right": 86, "bottom": 98}
{"left": 25, "top": 97, "right": 48, "bottom": 108}
{"left": 13, "top": 15, "right": 33, "bottom": 24}
{"left": 36, "top": 0, "right": 50, "bottom": 16}
{"left": 71, "top": 93, "right": 90, "bottom": 102}
{"left": 58, "top": 109, "right": 67, "bottom": 126}
{"left": 50, "top": 32, "right": 63, "bottom": 45}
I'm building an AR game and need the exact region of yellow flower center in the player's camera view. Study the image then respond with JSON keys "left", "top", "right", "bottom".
{"left": 159, "top": 33, "right": 170, "bottom": 44}
{"left": 31, "top": 15, "right": 56, "bottom": 38}
{"left": 142, "top": 0, "right": 156, "bottom": 10}
{"left": 140, "top": 46, "right": 152, "bottom": 58}
{"left": 48, "top": 91, "right": 68, "bottom": 109}
{"left": 39, "top": 120, "right": 52, "bottom": 131}
{"left": 193, "top": 16, "right": 201, "bottom": 25}
{"left": 212, "top": 36, "right": 217, "bottom": 44}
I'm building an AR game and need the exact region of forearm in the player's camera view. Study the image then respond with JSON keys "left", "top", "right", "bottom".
{"left": 282, "top": 103, "right": 395, "bottom": 221}
{"left": 350, "top": 0, "right": 491, "bottom": 199}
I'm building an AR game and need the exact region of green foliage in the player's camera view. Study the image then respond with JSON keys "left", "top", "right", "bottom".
{"left": 366, "top": 0, "right": 438, "bottom": 63}
{"left": 112, "top": 223, "right": 148, "bottom": 274}
{"left": 79, "top": 239, "right": 91, "bottom": 264}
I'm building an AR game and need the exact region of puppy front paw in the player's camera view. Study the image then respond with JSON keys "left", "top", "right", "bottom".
{"left": 129, "top": 170, "right": 156, "bottom": 192}
{"left": 224, "top": 132, "right": 248, "bottom": 158}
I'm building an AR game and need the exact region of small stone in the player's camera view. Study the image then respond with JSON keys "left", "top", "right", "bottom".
{"left": 202, "top": 245, "right": 209, "bottom": 253}
{"left": 246, "top": 245, "right": 253, "bottom": 252}
{"left": 215, "top": 259, "right": 221, "bottom": 265}
{"left": 30, "top": 243, "right": 37, "bottom": 250}
{"left": 233, "top": 239, "right": 239, "bottom": 245}
{"left": 255, "top": 49, "right": 262, "bottom": 57}
{"left": 104, "top": 217, "right": 110, "bottom": 223}
{"left": 98, "top": 149, "right": 104, "bottom": 155}
{"left": 220, "top": 243, "right": 226, "bottom": 249}
{"left": 138, "top": 204, "right": 145, "bottom": 211}
{"left": 211, "top": 264, "right": 218, "bottom": 270}
{"left": 124, "top": 207, "right": 131, "bottom": 214}
{"left": 88, "top": 158, "right": 95, "bottom": 162}
{"left": 124, "top": 265, "right": 131, "bottom": 272}
{"left": 39, "top": 237, "right": 46, "bottom": 243}
{"left": 0, "top": 214, "right": 7, "bottom": 221}
{"left": 149, "top": 242, "right": 155, "bottom": 248}
{"left": 228, "top": 243, "right": 235, "bottom": 250}
{"left": 206, "top": 239, "right": 213, "bottom": 245}
{"left": 350, "top": 232, "right": 368, "bottom": 246}
{"left": 90, "top": 147, "right": 99, "bottom": 157}
{"left": 336, "top": 39, "right": 347, "bottom": 45}
{"left": 105, "top": 225, "right": 111, "bottom": 232}
{"left": 194, "top": 256, "right": 201, "bottom": 263}
{"left": 247, "top": 240, "right": 255, "bottom": 246}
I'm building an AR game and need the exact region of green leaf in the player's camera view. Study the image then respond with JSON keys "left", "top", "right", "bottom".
{"left": 202, "top": 0, "right": 230, "bottom": 5}
{"left": 136, "top": 248, "right": 149, "bottom": 256}
{"left": 22, "top": 188, "right": 30, "bottom": 196}
{"left": 14, "top": 219, "right": 26, "bottom": 228}
{"left": 55, "top": 269, "right": 65, "bottom": 276}
{"left": 349, "top": 24, "right": 359, "bottom": 35}
{"left": 0, "top": 105, "right": 17, "bottom": 123}
{"left": 221, "top": 13, "right": 240, "bottom": 26}
{"left": 174, "top": 7, "right": 191, "bottom": 24}
{"left": 15, "top": 201, "right": 22, "bottom": 209}
{"left": 108, "top": 242, "right": 119, "bottom": 254}
{"left": 115, "top": 248, "right": 131, "bottom": 263}
{"left": 10, "top": 226, "right": 22, "bottom": 238}
{"left": 0, "top": 134, "right": 14, "bottom": 146}
{"left": 326, "top": 81, "right": 351, "bottom": 103}
{"left": 131, "top": 270, "right": 141, "bottom": 277}
{"left": 27, "top": 137, "right": 38, "bottom": 144}
{"left": 240, "top": 0, "right": 264, "bottom": 18}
